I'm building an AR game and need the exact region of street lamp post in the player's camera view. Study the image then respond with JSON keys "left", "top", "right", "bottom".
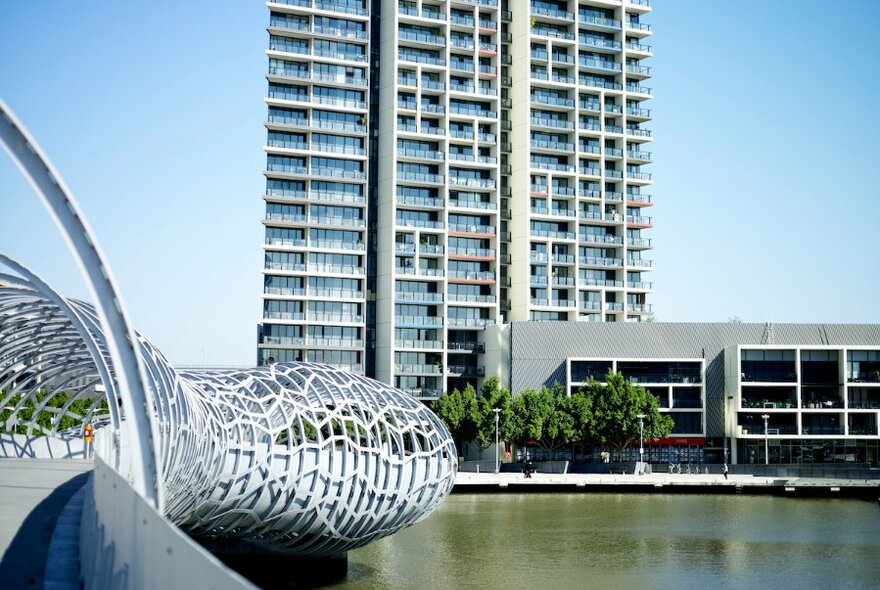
{"left": 493, "top": 408, "right": 501, "bottom": 474}
{"left": 636, "top": 413, "right": 646, "bottom": 474}
{"left": 761, "top": 413, "right": 770, "bottom": 465}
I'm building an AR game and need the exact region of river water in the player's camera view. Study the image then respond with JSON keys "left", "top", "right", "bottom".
{"left": 321, "top": 493, "right": 880, "bottom": 590}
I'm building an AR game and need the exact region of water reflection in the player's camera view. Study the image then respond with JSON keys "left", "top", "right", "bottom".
{"left": 319, "top": 494, "right": 880, "bottom": 589}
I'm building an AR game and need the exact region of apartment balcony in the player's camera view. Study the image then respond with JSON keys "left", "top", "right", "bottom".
{"left": 552, "top": 276, "right": 575, "bottom": 286}
{"left": 308, "top": 263, "right": 366, "bottom": 275}
{"left": 530, "top": 139, "right": 575, "bottom": 152}
{"left": 627, "top": 303, "right": 653, "bottom": 313}
{"left": 627, "top": 170, "right": 653, "bottom": 182}
{"left": 530, "top": 94, "right": 575, "bottom": 108}
{"left": 529, "top": 275, "right": 548, "bottom": 286}
{"left": 395, "top": 291, "right": 444, "bottom": 304}
{"left": 449, "top": 177, "right": 497, "bottom": 189}
{"left": 605, "top": 302, "right": 624, "bottom": 312}
{"left": 531, "top": 27, "right": 575, "bottom": 41}
{"left": 395, "top": 315, "right": 444, "bottom": 328}
{"left": 396, "top": 194, "right": 444, "bottom": 208}
{"left": 626, "top": 20, "right": 652, "bottom": 34}
{"left": 397, "top": 171, "right": 445, "bottom": 185}
{"left": 399, "top": 29, "right": 446, "bottom": 47}
{"left": 626, "top": 193, "right": 654, "bottom": 207}
{"left": 419, "top": 244, "right": 445, "bottom": 255}
{"left": 531, "top": 229, "right": 576, "bottom": 240}
{"left": 396, "top": 218, "right": 444, "bottom": 230}
{"left": 629, "top": 280, "right": 653, "bottom": 290}
{"left": 396, "top": 364, "right": 444, "bottom": 375}
{"left": 579, "top": 166, "right": 601, "bottom": 176}
{"left": 578, "top": 188, "right": 600, "bottom": 199}
{"left": 447, "top": 341, "right": 486, "bottom": 353}
{"left": 448, "top": 199, "right": 495, "bottom": 211}
{"left": 449, "top": 106, "right": 496, "bottom": 118}
{"left": 448, "top": 247, "right": 495, "bottom": 259}
{"left": 529, "top": 251, "right": 549, "bottom": 263}
{"left": 418, "top": 125, "right": 446, "bottom": 136}
{"left": 448, "top": 270, "right": 496, "bottom": 282}
{"left": 579, "top": 57, "right": 621, "bottom": 73}
{"left": 580, "top": 234, "right": 623, "bottom": 246}
{"left": 263, "top": 310, "right": 306, "bottom": 321}
{"left": 448, "top": 293, "right": 496, "bottom": 304}
{"left": 626, "top": 258, "right": 653, "bottom": 269}
{"left": 626, "top": 106, "right": 652, "bottom": 121}
{"left": 626, "top": 40, "right": 652, "bottom": 54}
{"left": 449, "top": 82, "right": 476, "bottom": 95}
{"left": 448, "top": 220, "right": 496, "bottom": 235}
{"left": 627, "top": 150, "right": 652, "bottom": 163}
{"left": 627, "top": 215, "right": 653, "bottom": 227}
{"left": 309, "top": 288, "right": 364, "bottom": 299}
{"left": 399, "top": 51, "right": 446, "bottom": 67}
{"left": 264, "top": 286, "right": 306, "bottom": 297}
{"left": 309, "top": 312, "right": 363, "bottom": 324}
{"left": 395, "top": 339, "right": 444, "bottom": 350}
{"left": 605, "top": 191, "right": 624, "bottom": 202}
{"left": 605, "top": 147, "right": 623, "bottom": 158}
{"left": 579, "top": 76, "right": 622, "bottom": 91}
{"left": 448, "top": 365, "right": 487, "bottom": 378}
{"left": 310, "top": 239, "right": 365, "bottom": 251}
{"left": 626, "top": 83, "right": 653, "bottom": 96}
{"left": 626, "top": 127, "right": 652, "bottom": 138}
{"left": 551, "top": 253, "right": 575, "bottom": 264}
{"left": 398, "top": 147, "right": 445, "bottom": 162}
{"left": 626, "top": 64, "right": 652, "bottom": 79}
{"left": 532, "top": 161, "right": 575, "bottom": 173}
{"left": 579, "top": 15, "right": 621, "bottom": 30}
{"left": 531, "top": 6, "right": 574, "bottom": 21}
{"left": 628, "top": 237, "right": 652, "bottom": 249}
{"left": 447, "top": 317, "right": 495, "bottom": 328}
{"left": 550, "top": 299, "right": 577, "bottom": 308}
{"left": 552, "top": 53, "right": 576, "bottom": 65}
{"left": 531, "top": 116, "right": 575, "bottom": 131}
{"left": 580, "top": 256, "right": 622, "bottom": 268}
{"left": 579, "top": 37, "right": 622, "bottom": 52}
{"left": 450, "top": 61, "right": 475, "bottom": 73}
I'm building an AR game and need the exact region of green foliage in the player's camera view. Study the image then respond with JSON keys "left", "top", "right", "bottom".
{"left": 578, "top": 371, "right": 673, "bottom": 450}
{"left": 430, "top": 384, "right": 479, "bottom": 455}
{"left": 474, "top": 377, "right": 513, "bottom": 447}
{"left": 0, "top": 390, "right": 108, "bottom": 436}
{"left": 508, "top": 383, "right": 580, "bottom": 451}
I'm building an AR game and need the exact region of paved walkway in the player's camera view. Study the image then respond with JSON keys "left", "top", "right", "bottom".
{"left": 455, "top": 470, "right": 880, "bottom": 494}
{"left": 0, "top": 459, "right": 92, "bottom": 588}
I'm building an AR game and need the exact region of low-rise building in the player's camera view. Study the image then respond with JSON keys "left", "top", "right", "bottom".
{"left": 484, "top": 321, "right": 880, "bottom": 466}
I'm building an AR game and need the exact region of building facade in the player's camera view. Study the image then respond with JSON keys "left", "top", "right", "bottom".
{"left": 484, "top": 321, "right": 880, "bottom": 466}
{"left": 257, "top": 0, "right": 655, "bottom": 397}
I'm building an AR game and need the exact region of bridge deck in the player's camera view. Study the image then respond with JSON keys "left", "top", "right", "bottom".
{"left": 0, "top": 459, "right": 92, "bottom": 588}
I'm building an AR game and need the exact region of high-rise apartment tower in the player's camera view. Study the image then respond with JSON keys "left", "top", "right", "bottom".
{"left": 258, "top": 0, "right": 654, "bottom": 398}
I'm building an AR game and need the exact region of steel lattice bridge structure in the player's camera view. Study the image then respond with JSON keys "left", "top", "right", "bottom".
{"left": 0, "top": 100, "right": 456, "bottom": 586}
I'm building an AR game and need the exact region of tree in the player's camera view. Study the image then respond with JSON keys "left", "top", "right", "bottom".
{"left": 579, "top": 371, "right": 673, "bottom": 452}
{"left": 430, "top": 385, "right": 479, "bottom": 456}
{"left": 474, "top": 376, "right": 513, "bottom": 447}
{"left": 508, "top": 384, "right": 575, "bottom": 453}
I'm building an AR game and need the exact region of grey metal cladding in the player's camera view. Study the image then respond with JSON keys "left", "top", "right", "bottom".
{"left": 506, "top": 321, "right": 880, "bottom": 438}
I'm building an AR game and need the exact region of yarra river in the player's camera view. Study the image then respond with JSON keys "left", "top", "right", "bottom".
{"left": 320, "top": 493, "right": 880, "bottom": 589}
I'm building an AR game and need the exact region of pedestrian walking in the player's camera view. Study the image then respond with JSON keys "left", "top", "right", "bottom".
{"left": 722, "top": 463, "right": 729, "bottom": 480}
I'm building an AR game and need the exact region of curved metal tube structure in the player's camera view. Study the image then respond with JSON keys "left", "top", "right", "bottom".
{"left": 0, "top": 101, "right": 457, "bottom": 556}
{"left": 0, "top": 99, "right": 162, "bottom": 507}
{"left": 0, "top": 276, "right": 457, "bottom": 554}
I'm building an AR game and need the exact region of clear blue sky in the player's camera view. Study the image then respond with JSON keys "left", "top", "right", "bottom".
{"left": 1, "top": 1, "right": 878, "bottom": 366}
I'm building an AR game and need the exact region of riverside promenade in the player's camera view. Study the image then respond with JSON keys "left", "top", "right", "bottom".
{"left": 454, "top": 470, "right": 880, "bottom": 499}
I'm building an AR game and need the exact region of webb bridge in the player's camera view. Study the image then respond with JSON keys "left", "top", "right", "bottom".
{"left": 0, "top": 100, "right": 457, "bottom": 588}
